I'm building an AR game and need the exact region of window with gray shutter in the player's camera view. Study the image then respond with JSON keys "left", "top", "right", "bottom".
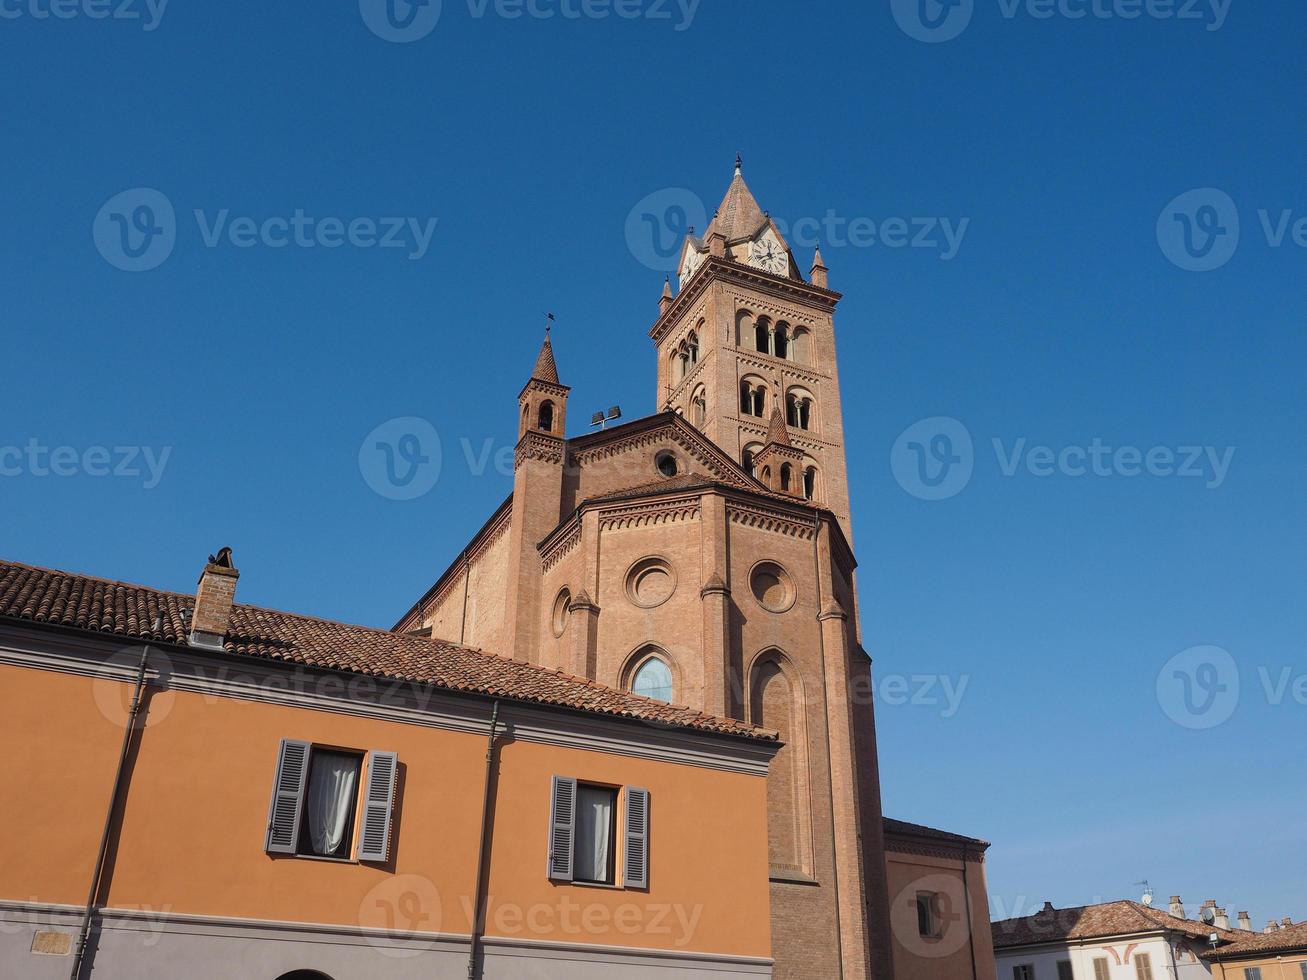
{"left": 265, "top": 739, "right": 311, "bottom": 854}
{"left": 356, "top": 750, "right": 398, "bottom": 863}
{"left": 547, "top": 775, "right": 577, "bottom": 881}
{"left": 1057, "top": 960, "right": 1073, "bottom": 980}
{"left": 1093, "top": 958, "right": 1110, "bottom": 980}
{"left": 1013, "top": 965, "right": 1034, "bottom": 980}
{"left": 1244, "top": 970, "right": 1263, "bottom": 980}
{"left": 623, "top": 787, "right": 650, "bottom": 889}
{"left": 1134, "top": 953, "right": 1154, "bottom": 980}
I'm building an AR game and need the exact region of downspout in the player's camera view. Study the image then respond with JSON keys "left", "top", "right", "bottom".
{"left": 467, "top": 700, "right": 501, "bottom": 980}
{"left": 1165, "top": 930, "right": 1179, "bottom": 979}
{"left": 962, "top": 843, "right": 979, "bottom": 980}
{"left": 69, "top": 618, "right": 158, "bottom": 980}
{"left": 811, "top": 509, "right": 847, "bottom": 980}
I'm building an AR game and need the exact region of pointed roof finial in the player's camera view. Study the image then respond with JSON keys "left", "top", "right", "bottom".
{"left": 812, "top": 246, "right": 827, "bottom": 269}
{"left": 735, "top": 153, "right": 743, "bottom": 175}
{"left": 531, "top": 318, "right": 560, "bottom": 384}
{"left": 765, "top": 406, "right": 791, "bottom": 447}
{"left": 662, "top": 275, "right": 673, "bottom": 299}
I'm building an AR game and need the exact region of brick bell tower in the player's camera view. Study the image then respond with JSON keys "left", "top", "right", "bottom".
{"left": 657, "top": 156, "right": 856, "bottom": 542}
{"left": 649, "top": 160, "right": 895, "bottom": 980}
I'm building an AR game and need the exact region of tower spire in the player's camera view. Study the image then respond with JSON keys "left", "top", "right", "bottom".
{"left": 735, "top": 153, "right": 742, "bottom": 175}
{"left": 531, "top": 320, "right": 560, "bottom": 385}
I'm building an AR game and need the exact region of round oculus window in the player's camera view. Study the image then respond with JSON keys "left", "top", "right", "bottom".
{"left": 625, "top": 557, "right": 676, "bottom": 609}
{"left": 750, "top": 561, "right": 795, "bottom": 613}
{"left": 551, "top": 588, "right": 572, "bottom": 637}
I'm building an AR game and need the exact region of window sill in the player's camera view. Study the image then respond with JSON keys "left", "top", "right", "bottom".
{"left": 769, "top": 868, "right": 819, "bottom": 886}
{"left": 283, "top": 852, "right": 358, "bottom": 865}
{"left": 567, "top": 880, "right": 624, "bottom": 891}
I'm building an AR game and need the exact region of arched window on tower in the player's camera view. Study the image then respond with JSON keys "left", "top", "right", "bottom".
{"left": 755, "top": 318, "right": 771, "bottom": 355}
{"left": 803, "top": 466, "right": 818, "bottom": 501}
{"left": 780, "top": 463, "right": 792, "bottom": 492}
{"left": 538, "top": 400, "right": 554, "bottom": 433}
{"left": 791, "top": 327, "right": 812, "bottom": 365}
{"left": 774, "top": 323, "right": 790, "bottom": 360}
{"left": 786, "top": 389, "right": 813, "bottom": 431}
{"left": 687, "top": 331, "right": 699, "bottom": 365}
{"left": 691, "top": 385, "right": 707, "bottom": 428}
{"left": 742, "top": 442, "right": 763, "bottom": 479}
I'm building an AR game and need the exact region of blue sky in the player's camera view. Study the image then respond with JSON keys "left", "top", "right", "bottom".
{"left": 2, "top": 0, "right": 1304, "bottom": 928}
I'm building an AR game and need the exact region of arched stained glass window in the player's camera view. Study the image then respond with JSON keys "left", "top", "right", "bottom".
{"left": 632, "top": 658, "right": 673, "bottom": 703}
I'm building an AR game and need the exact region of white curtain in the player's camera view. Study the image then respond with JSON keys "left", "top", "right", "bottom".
{"left": 306, "top": 751, "right": 358, "bottom": 857}
{"left": 575, "top": 786, "right": 614, "bottom": 882}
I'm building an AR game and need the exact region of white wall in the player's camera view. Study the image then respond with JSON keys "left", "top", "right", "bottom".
{"left": 995, "top": 934, "right": 1213, "bottom": 980}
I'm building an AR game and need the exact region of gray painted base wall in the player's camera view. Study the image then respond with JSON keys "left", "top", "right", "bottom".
{"left": 0, "top": 903, "right": 771, "bottom": 979}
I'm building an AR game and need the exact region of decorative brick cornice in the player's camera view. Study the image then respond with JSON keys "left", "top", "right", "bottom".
{"left": 599, "top": 497, "right": 701, "bottom": 532}
{"left": 649, "top": 256, "right": 841, "bottom": 346}
{"left": 539, "top": 519, "right": 582, "bottom": 573}
{"left": 517, "top": 378, "right": 571, "bottom": 401}
{"left": 726, "top": 502, "right": 817, "bottom": 540}
{"left": 515, "top": 431, "right": 565, "bottom": 467}
{"left": 883, "top": 838, "right": 986, "bottom": 863}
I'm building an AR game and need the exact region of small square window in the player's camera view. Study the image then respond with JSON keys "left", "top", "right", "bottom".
{"left": 1244, "top": 969, "right": 1263, "bottom": 980}
{"left": 297, "top": 748, "right": 363, "bottom": 860}
{"left": 573, "top": 783, "right": 618, "bottom": 885}
{"left": 1013, "top": 965, "right": 1035, "bottom": 980}
{"left": 1057, "top": 960, "right": 1074, "bottom": 980}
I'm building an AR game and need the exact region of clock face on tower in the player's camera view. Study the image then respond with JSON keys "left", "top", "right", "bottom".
{"left": 749, "top": 238, "right": 788, "bottom": 275}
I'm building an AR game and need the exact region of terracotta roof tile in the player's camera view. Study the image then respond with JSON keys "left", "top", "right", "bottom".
{"left": 992, "top": 900, "right": 1251, "bottom": 949}
{"left": 1203, "top": 920, "right": 1307, "bottom": 960}
{"left": 883, "top": 817, "right": 990, "bottom": 849}
{"left": 0, "top": 558, "right": 776, "bottom": 743}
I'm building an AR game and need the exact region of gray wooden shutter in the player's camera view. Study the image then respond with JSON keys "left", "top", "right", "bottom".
{"left": 265, "top": 739, "right": 310, "bottom": 854}
{"left": 623, "top": 786, "right": 650, "bottom": 889}
{"left": 547, "top": 775, "right": 576, "bottom": 881}
{"left": 357, "top": 750, "right": 398, "bottom": 863}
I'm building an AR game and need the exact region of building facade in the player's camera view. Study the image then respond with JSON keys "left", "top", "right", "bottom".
{"left": 394, "top": 162, "right": 992, "bottom": 980}
{"left": 992, "top": 898, "right": 1256, "bottom": 980}
{"left": 0, "top": 555, "right": 780, "bottom": 979}
{"left": 2, "top": 163, "right": 996, "bottom": 980}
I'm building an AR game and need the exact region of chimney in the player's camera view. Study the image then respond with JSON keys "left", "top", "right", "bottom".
{"left": 1265, "top": 921, "right": 1278, "bottom": 933}
{"left": 1200, "top": 899, "right": 1217, "bottom": 923}
{"left": 1283, "top": 917, "right": 1294, "bottom": 929}
{"left": 190, "top": 547, "right": 238, "bottom": 650}
{"left": 1042, "top": 902, "right": 1055, "bottom": 913}
{"left": 1169, "top": 896, "right": 1186, "bottom": 919}
{"left": 1237, "top": 912, "right": 1253, "bottom": 932}
{"left": 1214, "top": 908, "right": 1230, "bottom": 930}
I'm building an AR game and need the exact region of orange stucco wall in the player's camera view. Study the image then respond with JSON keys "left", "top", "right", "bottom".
{"left": 0, "top": 662, "right": 771, "bottom": 958}
{"left": 885, "top": 847, "right": 997, "bottom": 980}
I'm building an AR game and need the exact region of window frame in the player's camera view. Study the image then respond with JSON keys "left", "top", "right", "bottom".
{"left": 915, "top": 890, "right": 943, "bottom": 940}
{"left": 1013, "top": 965, "right": 1035, "bottom": 980}
{"left": 572, "top": 781, "right": 621, "bottom": 887}
{"left": 1134, "top": 952, "right": 1154, "bottom": 980}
